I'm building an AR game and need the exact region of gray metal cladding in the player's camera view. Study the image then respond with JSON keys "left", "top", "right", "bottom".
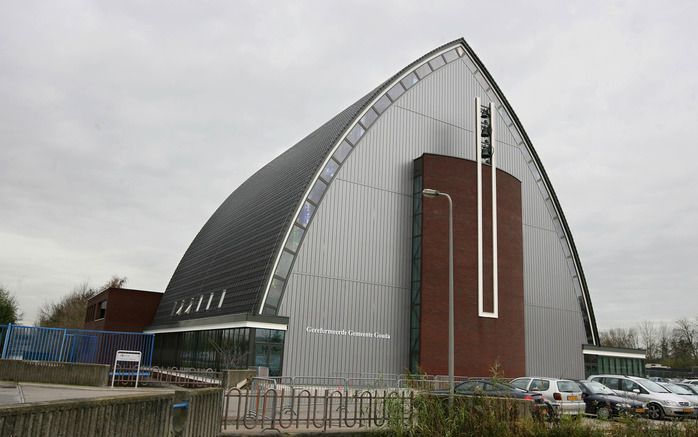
{"left": 280, "top": 275, "right": 410, "bottom": 378}
{"left": 525, "top": 305, "right": 586, "bottom": 379}
{"left": 280, "top": 50, "right": 594, "bottom": 378}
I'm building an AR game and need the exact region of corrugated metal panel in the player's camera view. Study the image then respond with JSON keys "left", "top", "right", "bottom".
{"left": 279, "top": 55, "right": 589, "bottom": 378}
{"left": 292, "top": 178, "right": 412, "bottom": 287}
{"left": 280, "top": 274, "right": 410, "bottom": 377}
{"left": 525, "top": 305, "right": 586, "bottom": 379}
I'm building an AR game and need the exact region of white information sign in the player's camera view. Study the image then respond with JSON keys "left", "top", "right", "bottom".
{"left": 112, "top": 350, "right": 142, "bottom": 388}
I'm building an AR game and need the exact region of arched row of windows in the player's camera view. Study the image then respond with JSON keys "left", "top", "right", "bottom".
{"left": 260, "top": 45, "right": 468, "bottom": 315}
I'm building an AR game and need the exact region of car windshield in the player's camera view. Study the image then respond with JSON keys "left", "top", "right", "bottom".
{"left": 679, "top": 384, "right": 698, "bottom": 394}
{"left": 665, "top": 383, "right": 693, "bottom": 395}
{"left": 585, "top": 381, "right": 615, "bottom": 395}
{"left": 557, "top": 381, "right": 580, "bottom": 392}
{"left": 492, "top": 381, "right": 520, "bottom": 391}
{"left": 636, "top": 379, "right": 670, "bottom": 393}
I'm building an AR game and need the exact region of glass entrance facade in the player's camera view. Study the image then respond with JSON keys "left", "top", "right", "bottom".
{"left": 154, "top": 327, "right": 285, "bottom": 375}
{"left": 584, "top": 353, "right": 645, "bottom": 378}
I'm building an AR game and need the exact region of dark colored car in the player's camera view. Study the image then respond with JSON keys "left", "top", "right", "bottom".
{"left": 434, "top": 379, "right": 549, "bottom": 415}
{"left": 578, "top": 380, "right": 646, "bottom": 419}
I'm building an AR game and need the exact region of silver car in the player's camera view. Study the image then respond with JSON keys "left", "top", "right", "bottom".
{"left": 510, "top": 377, "right": 585, "bottom": 415}
{"left": 589, "top": 375, "right": 694, "bottom": 420}
{"left": 659, "top": 382, "right": 698, "bottom": 417}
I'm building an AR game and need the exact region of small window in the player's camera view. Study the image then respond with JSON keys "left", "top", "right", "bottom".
{"left": 206, "top": 292, "right": 214, "bottom": 310}
{"left": 602, "top": 377, "right": 621, "bottom": 390}
{"left": 442, "top": 48, "right": 459, "bottom": 63}
{"left": 97, "top": 301, "right": 107, "bottom": 320}
{"left": 346, "top": 124, "right": 365, "bottom": 145}
{"left": 359, "top": 108, "right": 379, "bottom": 129}
{"left": 456, "top": 47, "right": 465, "bottom": 57}
{"left": 320, "top": 159, "right": 339, "bottom": 182}
{"left": 373, "top": 95, "right": 391, "bottom": 114}
{"left": 296, "top": 201, "right": 316, "bottom": 227}
{"left": 401, "top": 72, "right": 418, "bottom": 90}
{"left": 387, "top": 83, "right": 405, "bottom": 101}
{"left": 307, "top": 179, "right": 327, "bottom": 204}
{"left": 218, "top": 290, "right": 226, "bottom": 308}
{"left": 170, "top": 301, "right": 178, "bottom": 316}
{"left": 557, "top": 381, "right": 580, "bottom": 393}
{"left": 195, "top": 295, "right": 203, "bottom": 312}
{"left": 264, "top": 278, "right": 284, "bottom": 314}
{"left": 415, "top": 63, "right": 432, "bottom": 80}
{"left": 429, "top": 55, "right": 446, "bottom": 70}
{"left": 511, "top": 378, "right": 530, "bottom": 390}
{"left": 175, "top": 301, "right": 185, "bottom": 315}
{"left": 276, "top": 250, "right": 294, "bottom": 279}
{"left": 285, "top": 225, "right": 304, "bottom": 253}
{"left": 184, "top": 298, "right": 193, "bottom": 314}
{"left": 530, "top": 379, "right": 550, "bottom": 391}
{"left": 333, "top": 141, "right": 353, "bottom": 163}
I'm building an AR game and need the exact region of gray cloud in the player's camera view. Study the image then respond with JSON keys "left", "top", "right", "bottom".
{"left": 1, "top": 0, "right": 696, "bottom": 330}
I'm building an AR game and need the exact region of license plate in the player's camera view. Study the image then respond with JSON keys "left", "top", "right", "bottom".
{"left": 682, "top": 408, "right": 693, "bottom": 413}
{"left": 635, "top": 408, "right": 646, "bottom": 414}
{"left": 566, "top": 395, "right": 579, "bottom": 401}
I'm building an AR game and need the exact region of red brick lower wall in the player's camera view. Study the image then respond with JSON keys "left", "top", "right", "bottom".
{"left": 419, "top": 154, "right": 525, "bottom": 377}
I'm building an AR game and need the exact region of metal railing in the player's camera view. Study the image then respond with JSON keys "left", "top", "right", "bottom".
{"left": 0, "top": 324, "right": 154, "bottom": 366}
{"left": 223, "top": 387, "right": 413, "bottom": 431}
{"left": 110, "top": 366, "right": 224, "bottom": 388}
{"left": 254, "top": 374, "right": 504, "bottom": 392}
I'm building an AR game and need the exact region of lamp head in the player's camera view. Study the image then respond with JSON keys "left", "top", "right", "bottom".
{"left": 422, "top": 188, "right": 440, "bottom": 198}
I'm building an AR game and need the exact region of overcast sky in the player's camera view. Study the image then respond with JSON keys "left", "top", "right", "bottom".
{"left": 1, "top": 1, "right": 696, "bottom": 331}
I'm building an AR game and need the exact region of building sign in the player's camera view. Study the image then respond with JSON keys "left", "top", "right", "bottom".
{"left": 306, "top": 326, "right": 391, "bottom": 340}
{"left": 112, "top": 350, "right": 142, "bottom": 388}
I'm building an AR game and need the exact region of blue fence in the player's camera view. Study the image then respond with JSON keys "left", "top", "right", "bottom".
{"left": 0, "top": 324, "right": 154, "bottom": 366}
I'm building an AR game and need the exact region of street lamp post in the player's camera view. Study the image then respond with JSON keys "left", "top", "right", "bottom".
{"left": 422, "top": 188, "right": 454, "bottom": 408}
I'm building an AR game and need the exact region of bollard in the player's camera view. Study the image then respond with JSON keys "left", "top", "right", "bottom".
{"left": 172, "top": 390, "right": 191, "bottom": 436}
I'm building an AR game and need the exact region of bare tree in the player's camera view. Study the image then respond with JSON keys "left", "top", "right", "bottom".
{"left": 638, "top": 320, "right": 658, "bottom": 361}
{"left": 209, "top": 339, "right": 249, "bottom": 369}
{"left": 36, "top": 276, "right": 127, "bottom": 329}
{"left": 657, "top": 323, "right": 671, "bottom": 362}
{"left": 674, "top": 318, "right": 697, "bottom": 362}
{"left": 600, "top": 327, "right": 639, "bottom": 349}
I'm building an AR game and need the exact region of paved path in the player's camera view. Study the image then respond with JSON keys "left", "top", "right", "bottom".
{"left": 0, "top": 383, "right": 20, "bottom": 405}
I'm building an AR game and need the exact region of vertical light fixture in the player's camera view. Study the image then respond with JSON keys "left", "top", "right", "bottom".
{"left": 475, "top": 97, "right": 498, "bottom": 318}
{"left": 421, "top": 188, "right": 454, "bottom": 408}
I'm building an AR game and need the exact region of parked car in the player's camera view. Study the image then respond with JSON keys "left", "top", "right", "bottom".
{"left": 510, "top": 377, "right": 585, "bottom": 415}
{"left": 449, "top": 379, "right": 545, "bottom": 403}
{"left": 658, "top": 382, "right": 698, "bottom": 417}
{"left": 675, "top": 383, "right": 698, "bottom": 395}
{"left": 577, "top": 380, "right": 646, "bottom": 419}
{"left": 435, "top": 378, "right": 548, "bottom": 415}
{"left": 649, "top": 376, "right": 672, "bottom": 383}
{"left": 682, "top": 379, "right": 698, "bottom": 386}
{"left": 588, "top": 375, "right": 694, "bottom": 420}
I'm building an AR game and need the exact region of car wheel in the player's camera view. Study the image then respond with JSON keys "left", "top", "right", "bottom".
{"left": 596, "top": 405, "right": 611, "bottom": 420}
{"left": 647, "top": 403, "right": 664, "bottom": 421}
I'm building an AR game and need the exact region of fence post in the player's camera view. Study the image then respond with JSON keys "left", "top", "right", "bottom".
{"left": 1, "top": 323, "right": 12, "bottom": 359}
{"left": 148, "top": 334, "right": 155, "bottom": 366}
{"left": 57, "top": 328, "right": 68, "bottom": 362}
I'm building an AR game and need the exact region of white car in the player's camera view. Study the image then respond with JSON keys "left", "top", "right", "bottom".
{"left": 510, "top": 377, "right": 585, "bottom": 415}
{"left": 589, "top": 375, "right": 693, "bottom": 420}
{"left": 682, "top": 379, "right": 698, "bottom": 386}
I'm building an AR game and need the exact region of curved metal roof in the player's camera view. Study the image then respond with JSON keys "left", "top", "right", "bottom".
{"left": 150, "top": 39, "right": 599, "bottom": 346}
